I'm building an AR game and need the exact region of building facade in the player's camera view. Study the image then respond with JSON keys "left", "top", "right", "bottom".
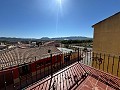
{"left": 92, "top": 12, "right": 120, "bottom": 55}
{"left": 92, "top": 12, "right": 120, "bottom": 77}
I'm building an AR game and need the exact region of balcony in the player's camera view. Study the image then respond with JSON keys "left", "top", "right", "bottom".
{"left": 25, "top": 62, "right": 120, "bottom": 90}
{"left": 0, "top": 48, "right": 120, "bottom": 90}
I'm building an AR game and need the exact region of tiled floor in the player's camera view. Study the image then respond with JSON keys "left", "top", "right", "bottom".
{"left": 75, "top": 76, "right": 114, "bottom": 90}
{"left": 25, "top": 62, "right": 119, "bottom": 90}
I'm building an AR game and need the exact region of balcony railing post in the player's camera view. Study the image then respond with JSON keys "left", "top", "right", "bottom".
{"left": 103, "top": 54, "right": 105, "bottom": 71}
{"left": 95, "top": 53, "right": 98, "bottom": 68}
{"left": 87, "top": 51, "right": 88, "bottom": 65}
{"left": 90, "top": 50, "right": 92, "bottom": 66}
{"left": 99, "top": 53, "right": 101, "bottom": 69}
{"left": 80, "top": 48, "right": 82, "bottom": 63}
{"left": 50, "top": 54, "right": 53, "bottom": 76}
{"left": 112, "top": 56, "right": 115, "bottom": 74}
{"left": 107, "top": 54, "right": 110, "bottom": 73}
{"left": 92, "top": 52, "right": 94, "bottom": 67}
{"left": 78, "top": 48, "right": 79, "bottom": 62}
{"left": 117, "top": 56, "right": 120, "bottom": 76}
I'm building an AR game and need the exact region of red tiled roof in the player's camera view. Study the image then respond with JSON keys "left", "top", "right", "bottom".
{"left": 0, "top": 46, "right": 61, "bottom": 69}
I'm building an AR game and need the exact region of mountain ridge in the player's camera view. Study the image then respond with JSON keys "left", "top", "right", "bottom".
{"left": 0, "top": 36, "right": 92, "bottom": 41}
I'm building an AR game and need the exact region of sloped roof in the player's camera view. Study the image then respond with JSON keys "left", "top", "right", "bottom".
{"left": 0, "top": 46, "right": 61, "bottom": 69}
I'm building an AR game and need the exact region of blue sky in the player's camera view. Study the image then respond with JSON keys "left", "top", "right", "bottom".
{"left": 0, "top": 0, "right": 120, "bottom": 38}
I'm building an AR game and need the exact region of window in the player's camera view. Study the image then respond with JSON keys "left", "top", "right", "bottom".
{"left": 19, "top": 65, "right": 30, "bottom": 76}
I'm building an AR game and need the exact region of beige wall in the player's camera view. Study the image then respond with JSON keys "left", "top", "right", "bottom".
{"left": 93, "top": 13, "right": 120, "bottom": 55}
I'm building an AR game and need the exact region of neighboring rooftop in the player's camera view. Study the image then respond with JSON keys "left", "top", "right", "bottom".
{"left": 0, "top": 46, "right": 61, "bottom": 69}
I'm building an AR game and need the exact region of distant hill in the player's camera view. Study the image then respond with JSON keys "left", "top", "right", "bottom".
{"left": 0, "top": 36, "right": 92, "bottom": 42}
{"left": 51, "top": 36, "right": 92, "bottom": 40}
{"left": 40, "top": 37, "right": 50, "bottom": 40}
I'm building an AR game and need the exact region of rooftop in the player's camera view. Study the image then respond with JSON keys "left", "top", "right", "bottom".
{"left": 0, "top": 46, "right": 61, "bottom": 69}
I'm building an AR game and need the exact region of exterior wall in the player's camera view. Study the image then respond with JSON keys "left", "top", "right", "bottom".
{"left": 93, "top": 13, "right": 120, "bottom": 77}
{"left": 93, "top": 13, "right": 120, "bottom": 56}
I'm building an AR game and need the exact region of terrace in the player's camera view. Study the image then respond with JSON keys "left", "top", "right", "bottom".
{"left": 26, "top": 62, "right": 120, "bottom": 90}
{"left": 0, "top": 48, "right": 120, "bottom": 90}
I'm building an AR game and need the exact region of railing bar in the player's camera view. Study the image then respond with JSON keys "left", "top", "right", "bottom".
{"left": 92, "top": 52, "right": 94, "bottom": 67}
{"left": 77, "top": 49, "right": 86, "bottom": 73}
{"left": 112, "top": 56, "right": 115, "bottom": 74}
{"left": 84, "top": 52, "right": 86, "bottom": 64}
{"left": 95, "top": 53, "right": 98, "bottom": 68}
{"left": 78, "top": 48, "right": 80, "bottom": 62}
{"left": 89, "top": 50, "right": 92, "bottom": 66}
{"left": 103, "top": 54, "right": 105, "bottom": 71}
{"left": 87, "top": 52, "right": 88, "bottom": 65}
{"left": 107, "top": 54, "right": 110, "bottom": 73}
{"left": 99, "top": 53, "right": 101, "bottom": 70}
{"left": 117, "top": 56, "right": 120, "bottom": 76}
{"left": 82, "top": 49, "right": 84, "bottom": 63}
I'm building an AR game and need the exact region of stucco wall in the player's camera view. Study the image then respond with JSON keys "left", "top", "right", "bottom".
{"left": 93, "top": 13, "right": 120, "bottom": 55}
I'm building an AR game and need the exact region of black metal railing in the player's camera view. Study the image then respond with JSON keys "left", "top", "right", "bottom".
{"left": 90, "top": 52, "right": 120, "bottom": 77}
{"left": 28, "top": 62, "right": 88, "bottom": 90}
{"left": 0, "top": 48, "right": 120, "bottom": 90}
{"left": 24, "top": 48, "right": 120, "bottom": 90}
